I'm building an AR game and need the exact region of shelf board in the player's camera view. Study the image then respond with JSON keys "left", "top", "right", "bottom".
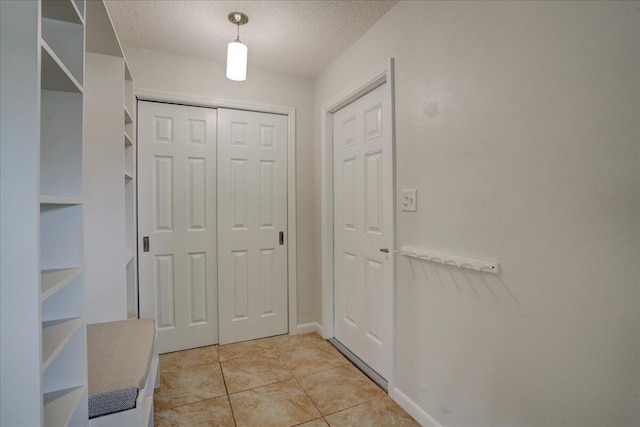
{"left": 40, "top": 195, "right": 83, "bottom": 205}
{"left": 42, "top": 317, "right": 83, "bottom": 372}
{"left": 43, "top": 386, "right": 85, "bottom": 427}
{"left": 41, "top": 268, "right": 83, "bottom": 302}
{"left": 124, "top": 131, "right": 133, "bottom": 147}
{"left": 41, "top": 40, "right": 83, "bottom": 93}
{"left": 124, "top": 106, "right": 133, "bottom": 124}
{"left": 42, "top": 0, "right": 84, "bottom": 25}
{"left": 124, "top": 172, "right": 133, "bottom": 181}
{"left": 126, "top": 252, "right": 135, "bottom": 265}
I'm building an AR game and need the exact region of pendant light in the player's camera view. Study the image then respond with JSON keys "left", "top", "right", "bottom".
{"left": 226, "top": 12, "right": 249, "bottom": 81}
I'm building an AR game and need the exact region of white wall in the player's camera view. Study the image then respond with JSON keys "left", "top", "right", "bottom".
{"left": 314, "top": 1, "right": 640, "bottom": 426}
{"left": 124, "top": 47, "right": 320, "bottom": 326}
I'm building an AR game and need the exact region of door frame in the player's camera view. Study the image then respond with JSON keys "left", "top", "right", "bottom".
{"left": 135, "top": 89, "right": 298, "bottom": 337}
{"left": 320, "top": 59, "right": 396, "bottom": 393}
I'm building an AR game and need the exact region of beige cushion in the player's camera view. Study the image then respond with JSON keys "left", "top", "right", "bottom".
{"left": 87, "top": 319, "right": 156, "bottom": 418}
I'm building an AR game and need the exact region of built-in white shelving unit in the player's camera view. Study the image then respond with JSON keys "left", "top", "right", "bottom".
{"left": 2, "top": 1, "right": 141, "bottom": 424}
{"left": 1, "top": 0, "right": 88, "bottom": 425}
{"left": 84, "top": 0, "right": 139, "bottom": 323}
{"left": 124, "top": 61, "right": 138, "bottom": 320}
{"left": 39, "top": 1, "right": 88, "bottom": 426}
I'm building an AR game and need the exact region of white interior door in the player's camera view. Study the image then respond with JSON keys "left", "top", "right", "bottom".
{"left": 217, "top": 108, "right": 288, "bottom": 345}
{"left": 138, "top": 101, "right": 218, "bottom": 353}
{"left": 333, "top": 84, "right": 393, "bottom": 379}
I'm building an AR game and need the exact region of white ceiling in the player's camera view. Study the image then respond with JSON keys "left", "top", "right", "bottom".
{"left": 105, "top": 1, "right": 398, "bottom": 79}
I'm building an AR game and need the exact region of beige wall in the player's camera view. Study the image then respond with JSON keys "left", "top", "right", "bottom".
{"left": 125, "top": 47, "right": 320, "bottom": 326}
{"left": 314, "top": 1, "right": 640, "bottom": 426}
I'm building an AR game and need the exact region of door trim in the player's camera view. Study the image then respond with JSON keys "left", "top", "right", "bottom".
{"left": 320, "top": 59, "right": 396, "bottom": 393}
{"left": 135, "top": 89, "right": 298, "bottom": 337}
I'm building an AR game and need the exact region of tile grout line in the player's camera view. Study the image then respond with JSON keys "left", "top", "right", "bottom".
{"left": 153, "top": 394, "right": 229, "bottom": 413}
{"left": 154, "top": 361, "right": 227, "bottom": 412}
{"left": 323, "top": 395, "right": 387, "bottom": 420}
{"left": 293, "top": 364, "right": 388, "bottom": 419}
{"left": 292, "top": 376, "right": 324, "bottom": 421}
{"left": 218, "top": 357, "right": 240, "bottom": 427}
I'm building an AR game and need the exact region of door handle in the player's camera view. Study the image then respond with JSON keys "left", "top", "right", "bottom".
{"left": 279, "top": 231, "right": 284, "bottom": 245}
{"left": 143, "top": 236, "right": 149, "bottom": 252}
{"left": 380, "top": 248, "right": 389, "bottom": 253}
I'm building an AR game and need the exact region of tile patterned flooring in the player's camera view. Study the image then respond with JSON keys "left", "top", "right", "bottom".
{"left": 154, "top": 332, "right": 419, "bottom": 427}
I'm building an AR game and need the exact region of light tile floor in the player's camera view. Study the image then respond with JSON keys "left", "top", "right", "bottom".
{"left": 154, "top": 332, "right": 419, "bottom": 427}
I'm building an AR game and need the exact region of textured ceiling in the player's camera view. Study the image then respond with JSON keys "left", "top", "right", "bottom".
{"left": 105, "top": 1, "right": 398, "bottom": 79}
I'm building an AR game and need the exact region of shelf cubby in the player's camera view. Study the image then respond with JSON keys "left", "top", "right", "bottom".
{"left": 43, "top": 385, "right": 86, "bottom": 427}
{"left": 41, "top": 41, "right": 83, "bottom": 93}
{"left": 124, "top": 105, "right": 133, "bottom": 124}
{"left": 41, "top": 17, "right": 83, "bottom": 86}
{"left": 42, "top": 317, "right": 83, "bottom": 372}
{"left": 42, "top": 275, "right": 84, "bottom": 322}
{"left": 41, "top": 268, "right": 83, "bottom": 301}
{"left": 40, "top": 89, "right": 83, "bottom": 198}
{"left": 40, "top": 204, "right": 83, "bottom": 271}
{"left": 125, "top": 177, "right": 135, "bottom": 252}
{"left": 125, "top": 144, "right": 134, "bottom": 177}
{"left": 126, "top": 256, "right": 137, "bottom": 319}
{"left": 71, "top": 0, "right": 84, "bottom": 18}
{"left": 42, "top": 323, "right": 87, "bottom": 394}
{"left": 42, "top": 0, "right": 83, "bottom": 25}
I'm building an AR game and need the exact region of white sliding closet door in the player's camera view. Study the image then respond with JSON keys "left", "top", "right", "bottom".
{"left": 333, "top": 84, "right": 393, "bottom": 379}
{"left": 138, "top": 101, "right": 218, "bottom": 353}
{"left": 217, "top": 108, "right": 288, "bottom": 345}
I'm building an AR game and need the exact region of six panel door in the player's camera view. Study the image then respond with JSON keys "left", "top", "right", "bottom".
{"left": 217, "top": 108, "right": 288, "bottom": 345}
{"left": 138, "top": 101, "right": 218, "bottom": 353}
{"left": 333, "top": 84, "right": 393, "bottom": 379}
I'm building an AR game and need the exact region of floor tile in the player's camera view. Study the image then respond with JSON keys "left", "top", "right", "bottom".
{"left": 324, "top": 396, "right": 419, "bottom": 426}
{"left": 154, "top": 363, "right": 227, "bottom": 411}
{"left": 229, "top": 379, "right": 321, "bottom": 427}
{"left": 154, "top": 335, "right": 418, "bottom": 426}
{"left": 218, "top": 337, "right": 279, "bottom": 361}
{"left": 160, "top": 345, "right": 218, "bottom": 371}
{"left": 274, "top": 332, "right": 326, "bottom": 349}
{"left": 154, "top": 395, "right": 235, "bottom": 427}
{"left": 280, "top": 338, "right": 349, "bottom": 378}
{"left": 295, "top": 418, "right": 329, "bottom": 427}
{"left": 297, "top": 365, "right": 385, "bottom": 415}
{"left": 221, "top": 352, "right": 292, "bottom": 394}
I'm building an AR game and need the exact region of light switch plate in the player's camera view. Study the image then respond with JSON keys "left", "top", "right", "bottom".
{"left": 401, "top": 189, "right": 417, "bottom": 212}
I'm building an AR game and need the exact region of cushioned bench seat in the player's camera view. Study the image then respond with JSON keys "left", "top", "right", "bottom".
{"left": 87, "top": 319, "right": 156, "bottom": 419}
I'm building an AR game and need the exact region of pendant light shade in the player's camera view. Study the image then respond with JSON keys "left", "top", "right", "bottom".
{"left": 226, "top": 12, "right": 249, "bottom": 81}
{"left": 226, "top": 40, "right": 247, "bottom": 81}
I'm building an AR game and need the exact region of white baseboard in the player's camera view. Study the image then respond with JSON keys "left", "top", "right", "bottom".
{"left": 392, "top": 387, "right": 443, "bottom": 427}
{"left": 293, "top": 322, "right": 322, "bottom": 335}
